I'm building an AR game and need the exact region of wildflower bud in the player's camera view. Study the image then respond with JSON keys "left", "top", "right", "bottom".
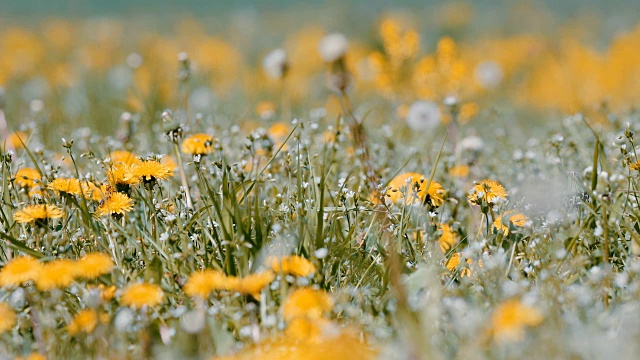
{"left": 625, "top": 127, "right": 634, "bottom": 141}
{"left": 162, "top": 110, "right": 184, "bottom": 143}
{"left": 61, "top": 138, "right": 74, "bottom": 149}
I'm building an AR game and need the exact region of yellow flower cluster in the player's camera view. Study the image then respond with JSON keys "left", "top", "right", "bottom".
{"left": 0, "top": 253, "right": 114, "bottom": 290}
{"left": 120, "top": 282, "right": 164, "bottom": 309}
{"left": 184, "top": 269, "right": 275, "bottom": 300}
{"left": 381, "top": 172, "right": 446, "bottom": 207}
{"left": 267, "top": 255, "right": 316, "bottom": 277}
{"left": 217, "top": 287, "right": 377, "bottom": 360}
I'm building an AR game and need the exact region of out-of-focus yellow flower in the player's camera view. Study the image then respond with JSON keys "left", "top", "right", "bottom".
{"left": 437, "top": 224, "right": 457, "bottom": 253}
{"left": 76, "top": 253, "right": 114, "bottom": 279}
{"left": 121, "top": 283, "right": 164, "bottom": 308}
{"left": 13, "top": 204, "right": 65, "bottom": 224}
{"left": 449, "top": 165, "right": 470, "bottom": 178}
{"left": 67, "top": 309, "right": 100, "bottom": 335}
{"left": 256, "top": 101, "right": 276, "bottom": 120}
{"left": 5, "top": 131, "right": 29, "bottom": 150}
{"left": 14, "top": 353, "right": 46, "bottom": 360}
{"left": 94, "top": 192, "right": 134, "bottom": 218}
{"left": 0, "top": 256, "right": 42, "bottom": 287}
{"left": 184, "top": 269, "right": 234, "bottom": 298}
{"left": 182, "top": 133, "right": 215, "bottom": 155}
{"left": 36, "top": 259, "right": 79, "bottom": 291}
{"left": 384, "top": 172, "right": 445, "bottom": 207}
{"left": 89, "top": 284, "right": 117, "bottom": 302}
{"left": 490, "top": 299, "right": 543, "bottom": 342}
{"left": 268, "top": 256, "right": 316, "bottom": 277}
{"left": 283, "top": 288, "right": 333, "bottom": 322}
{"left": 233, "top": 271, "right": 275, "bottom": 299}
{"left": 268, "top": 123, "right": 291, "bottom": 148}
{"left": 214, "top": 327, "right": 378, "bottom": 360}
{"left": 285, "top": 317, "right": 332, "bottom": 341}
{"left": 0, "top": 302, "right": 16, "bottom": 334}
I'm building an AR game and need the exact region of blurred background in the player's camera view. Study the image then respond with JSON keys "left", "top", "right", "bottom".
{"left": 1, "top": 0, "right": 639, "bottom": 144}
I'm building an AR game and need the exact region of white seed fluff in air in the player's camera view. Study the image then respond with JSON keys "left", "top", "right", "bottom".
{"left": 406, "top": 101, "right": 441, "bottom": 130}
{"left": 262, "top": 48, "right": 288, "bottom": 79}
{"left": 318, "top": 33, "right": 349, "bottom": 62}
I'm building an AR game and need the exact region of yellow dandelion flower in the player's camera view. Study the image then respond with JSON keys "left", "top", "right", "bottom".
{"left": 130, "top": 160, "right": 173, "bottom": 183}
{"left": 0, "top": 302, "right": 17, "bottom": 334}
{"left": 283, "top": 288, "right": 334, "bottom": 322}
{"left": 95, "top": 192, "right": 134, "bottom": 218}
{"left": 492, "top": 216, "right": 509, "bottom": 235}
{"left": 109, "top": 150, "right": 141, "bottom": 166}
{"left": 67, "top": 309, "right": 99, "bottom": 335}
{"left": 36, "top": 259, "right": 79, "bottom": 291}
{"left": 107, "top": 163, "right": 140, "bottom": 188}
{"left": 268, "top": 255, "right": 316, "bottom": 277}
{"left": 437, "top": 224, "right": 457, "bottom": 253}
{"left": 509, "top": 213, "right": 528, "bottom": 227}
{"left": 13, "top": 204, "right": 65, "bottom": 224}
{"left": 14, "top": 168, "right": 41, "bottom": 189}
{"left": 182, "top": 133, "right": 215, "bottom": 155}
{"left": 0, "top": 256, "right": 42, "bottom": 287}
{"left": 468, "top": 179, "right": 508, "bottom": 205}
{"left": 234, "top": 271, "right": 275, "bottom": 299}
{"left": 184, "top": 269, "right": 231, "bottom": 298}
{"left": 385, "top": 172, "right": 446, "bottom": 207}
{"left": 76, "top": 253, "right": 114, "bottom": 279}
{"left": 121, "top": 283, "right": 164, "bottom": 308}
{"left": 48, "top": 178, "right": 83, "bottom": 196}
{"left": 449, "top": 165, "right": 469, "bottom": 178}
{"left": 490, "top": 299, "right": 543, "bottom": 342}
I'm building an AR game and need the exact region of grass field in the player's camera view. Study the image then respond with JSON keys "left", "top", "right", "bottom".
{"left": 2, "top": 2, "right": 640, "bottom": 359}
